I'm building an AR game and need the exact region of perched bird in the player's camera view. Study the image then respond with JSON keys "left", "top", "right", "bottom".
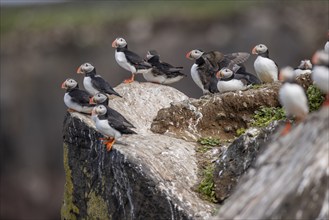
{"left": 186, "top": 49, "right": 218, "bottom": 94}
{"left": 186, "top": 49, "right": 251, "bottom": 94}
{"left": 92, "top": 105, "right": 137, "bottom": 151}
{"left": 294, "top": 59, "right": 313, "bottom": 76}
{"left": 143, "top": 50, "right": 186, "bottom": 84}
{"left": 312, "top": 50, "right": 329, "bottom": 106}
{"left": 112, "top": 37, "right": 152, "bottom": 83}
{"left": 77, "top": 62, "right": 121, "bottom": 97}
{"left": 215, "top": 68, "right": 260, "bottom": 93}
{"left": 252, "top": 44, "right": 278, "bottom": 83}
{"left": 279, "top": 67, "right": 309, "bottom": 135}
{"left": 61, "top": 78, "right": 95, "bottom": 114}
{"left": 90, "top": 93, "right": 135, "bottom": 128}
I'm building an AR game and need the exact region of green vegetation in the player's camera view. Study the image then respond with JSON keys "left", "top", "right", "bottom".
{"left": 1, "top": 2, "right": 254, "bottom": 35}
{"left": 197, "top": 164, "right": 218, "bottom": 203}
{"left": 236, "top": 127, "right": 246, "bottom": 136}
{"left": 251, "top": 106, "right": 286, "bottom": 127}
{"left": 197, "top": 137, "right": 221, "bottom": 153}
{"left": 307, "top": 85, "right": 325, "bottom": 112}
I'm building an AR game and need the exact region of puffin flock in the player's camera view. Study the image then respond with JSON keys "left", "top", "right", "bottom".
{"left": 62, "top": 35, "right": 329, "bottom": 151}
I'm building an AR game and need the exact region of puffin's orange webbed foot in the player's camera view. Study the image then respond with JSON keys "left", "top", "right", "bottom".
{"left": 280, "top": 122, "right": 292, "bottom": 136}
{"left": 123, "top": 74, "right": 135, "bottom": 84}
{"left": 105, "top": 138, "right": 115, "bottom": 152}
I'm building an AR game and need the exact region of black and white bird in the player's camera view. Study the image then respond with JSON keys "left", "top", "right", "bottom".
{"left": 90, "top": 93, "right": 135, "bottom": 129}
{"left": 61, "top": 78, "right": 95, "bottom": 114}
{"left": 186, "top": 49, "right": 251, "bottom": 94}
{"left": 143, "top": 50, "right": 186, "bottom": 84}
{"left": 252, "top": 44, "right": 278, "bottom": 83}
{"left": 279, "top": 67, "right": 309, "bottom": 135}
{"left": 112, "top": 37, "right": 152, "bottom": 83}
{"left": 92, "top": 105, "right": 137, "bottom": 151}
{"left": 294, "top": 59, "right": 312, "bottom": 76}
{"left": 77, "top": 62, "right": 121, "bottom": 97}
{"left": 312, "top": 50, "right": 329, "bottom": 106}
{"left": 215, "top": 68, "right": 260, "bottom": 93}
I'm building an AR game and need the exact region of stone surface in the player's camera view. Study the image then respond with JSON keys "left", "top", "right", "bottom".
{"left": 213, "top": 107, "right": 329, "bottom": 220}
{"left": 61, "top": 82, "right": 215, "bottom": 220}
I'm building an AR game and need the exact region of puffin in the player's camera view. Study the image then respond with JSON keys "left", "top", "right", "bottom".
{"left": 215, "top": 67, "right": 261, "bottom": 93}
{"left": 143, "top": 50, "right": 186, "bottom": 84}
{"left": 61, "top": 78, "right": 95, "bottom": 114}
{"left": 312, "top": 50, "right": 329, "bottom": 106}
{"left": 186, "top": 49, "right": 251, "bottom": 94}
{"left": 278, "top": 67, "right": 309, "bottom": 135}
{"left": 92, "top": 105, "right": 137, "bottom": 151}
{"left": 294, "top": 59, "right": 312, "bottom": 76}
{"left": 112, "top": 37, "right": 152, "bottom": 83}
{"left": 77, "top": 62, "right": 122, "bottom": 97}
{"left": 90, "top": 92, "right": 135, "bottom": 128}
{"left": 252, "top": 44, "right": 279, "bottom": 83}
{"left": 324, "top": 31, "right": 329, "bottom": 53}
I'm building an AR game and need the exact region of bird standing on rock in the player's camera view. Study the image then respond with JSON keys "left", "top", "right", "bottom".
{"left": 143, "top": 50, "right": 186, "bottom": 84}
{"left": 215, "top": 67, "right": 260, "bottom": 93}
{"left": 61, "top": 78, "right": 95, "bottom": 114}
{"left": 112, "top": 37, "right": 152, "bottom": 83}
{"left": 252, "top": 44, "right": 278, "bottom": 83}
{"left": 92, "top": 105, "right": 137, "bottom": 151}
{"left": 77, "top": 62, "right": 122, "bottom": 97}
{"left": 279, "top": 67, "right": 309, "bottom": 136}
{"left": 312, "top": 50, "right": 329, "bottom": 106}
{"left": 90, "top": 93, "right": 135, "bottom": 129}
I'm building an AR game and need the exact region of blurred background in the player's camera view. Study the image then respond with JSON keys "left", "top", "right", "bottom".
{"left": 0, "top": 1, "right": 328, "bottom": 219}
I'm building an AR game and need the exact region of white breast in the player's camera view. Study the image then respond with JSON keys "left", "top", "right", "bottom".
{"left": 95, "top": 118, "right": 122, "bottom": 139}
{"left": 294, "top": 69, "right": 312, "bottom": 77}
{"left": 163, "top": 75, "right": 185, "bottom": 84}
{"left": 279, "top": 83, "right": 308, "bottom": 119}
{"left": 312, "top": 66, "right": 329, "bottom": 93}
{"left": 64, "top": 93, "right": 93, "bottom": 113}
{"left": 143, "top": 70, "right": 166, "bottom": 84}
{"left": 217, "top": 79, "right": 248, "bottom": 93}
{"left": 115, "top": 51, "right": 136, "bottom": 73}
{"left": 254, "top": 56, "right": 278, "bottom": 83}
{"left": 191, "top": 64, "right": 207, "bottom": 93}
{"left": 83, "top": 76, "right": 99, "bottom": 96}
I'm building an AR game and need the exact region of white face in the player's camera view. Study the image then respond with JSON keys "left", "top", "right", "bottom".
{"left": 115, "top": 37, "right": 127, "bottom": 48}
{"left": 79, "top": 62, "right": 94, "bottom": 74}
{"left": 146, "top": 50, "right": 158, "bottom": 60}
{"left": 188, "top": 49, "right": 204, "bottom": 60}
{"left": 298, "top": 60, "right": 312, "bottom": 69}
{"left": 93, "top": 93, "right": 108, "bottom": 104}
{"left": 221, "top": 68, "right": 233, "bottom": 78}
{"left": 279, "top": 66, "right": 295, "bottom": 81}
{"left": 62, "top": 78, "right": 78, "bottom": 89}
{"left": 93, "top": 105, "right": 107, "bottom": 116}
{"left": 253, "top": 44, "right": 268, "bottom": 54}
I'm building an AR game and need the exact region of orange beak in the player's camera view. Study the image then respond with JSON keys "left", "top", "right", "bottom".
{"left": 278, "top": 71, "right": 284, "bottom": 81}
{"left": 186, "top": 51, "right": 192, "bottom": 59}
{"left": 216, "top": 71, "right": 221, "bottom": 79}
{"left": 89, "top": 97, "right": 95, "bottom": 104}
{"left": 111, "top": 39, "right": 117, "bottom": 48}
{"left": 312, "top": 53, "right": 318, "bottom": 65}
{"left": 91, "top": 108, "right": 97, "bottom": 116}
{"left": 251, "top": 47, "right": 257, "bottom": 55}
{"left": 61, "top": 81, "right": 67, "bottom": 89}
{"left": 77, "top": 66, "right": 83, "bottom": 74}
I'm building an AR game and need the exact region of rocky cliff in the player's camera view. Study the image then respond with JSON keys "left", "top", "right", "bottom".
{"left": 61, "top": 75, "right": 328, "bottom": 220}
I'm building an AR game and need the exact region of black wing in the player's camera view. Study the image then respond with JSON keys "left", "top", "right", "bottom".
{"left": 106, "top": 106, "right": 135, "bottom": 128}
{"left": 125, "top": 50, "right": 152, "bottom": 69}
{"left": 92, "top": 76, "right": 122, "bottom": 97}
{"left": 107, "top": 117, "right": 137, "bottom": 135}
{"left": 69, "top": 89, "right": 93, "bottom": 106}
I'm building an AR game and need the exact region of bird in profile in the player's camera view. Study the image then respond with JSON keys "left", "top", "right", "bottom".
{"left": 90, "top": 92, "right": 135, "bottom": 129}
{"left": 61, "top": 78, "right": 95, "bottom": 114}
{"left": 278, "top": 67, "right": 309, "bottom": 136}
{"left": 143, "top": 50, "right": 186, "bottom": 84}
{"left": 312, "top": 50, "right": 329, "bottom": 107}
{"left": 215, "top": 67, "right": 260, "bottom": 93}
{"left": 252, "top": 44, "right": 279, "bottom": 83}
{"left": 92, "top": 105, "right": 137, "bottom": 151}
{"left": 112, "top": 37, "right": 152, "bottom": 83}
{"left": 77, "top": 62, "right": 122, "bottom": 97}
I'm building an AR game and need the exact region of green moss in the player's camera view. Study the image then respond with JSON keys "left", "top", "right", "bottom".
{"left": 197, "top": 164, "right": 218, "bottom": 203}
{"left": 197, "top": 137, "right": 221, "bottom": 153}
{"left": 86, "top": 191, "right": 109, "bottom": 220}
{"left": 251, "top": 106, "right": 286, "bottom": 127}
{"left": 307, "top": 85, "right": 325, "bottom": 112}
{"left": 236, "top": 127, "right": 246, "bottom": 136}
{"left": 61, "top": 144, "right": 80, "bottom": 220}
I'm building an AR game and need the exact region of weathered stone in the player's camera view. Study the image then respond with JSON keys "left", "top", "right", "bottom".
{"left": 61, "top": 82, "right": 215, "bottom": 220}
{"left": 213, "top": 107, "right": 329, "bottom": 220}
